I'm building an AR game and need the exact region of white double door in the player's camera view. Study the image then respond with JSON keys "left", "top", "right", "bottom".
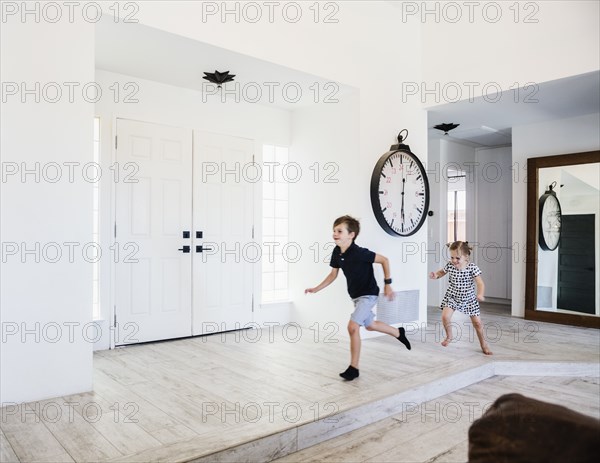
{"left": 115, "top": 119, "right": 254, "bottom": 345}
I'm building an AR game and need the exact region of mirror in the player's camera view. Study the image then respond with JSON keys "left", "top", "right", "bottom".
{"left": 525, "top": 150, "right": 600, "bottom": 328}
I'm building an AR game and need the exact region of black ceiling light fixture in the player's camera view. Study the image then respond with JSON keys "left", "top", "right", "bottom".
{"left": 202, "top": 70, "right": 235, "bottom": 88}
{"left": 433, "top": 123, "right": 460, "bottom": 135}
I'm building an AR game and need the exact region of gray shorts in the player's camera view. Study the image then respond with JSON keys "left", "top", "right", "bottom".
{"left": 350, "top": 295, "right": 378, "bottom": 327}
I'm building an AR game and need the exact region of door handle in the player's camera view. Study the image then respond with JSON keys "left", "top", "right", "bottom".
{"left": 178, "top": 246, "right": 191, "bottom": 253}
{"left": 196, "top": 245, "right": 213, "bottom": 253}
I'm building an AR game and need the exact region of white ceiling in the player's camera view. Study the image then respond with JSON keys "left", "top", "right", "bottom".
{"left": 95, "top": 17, "right": 355, "bottom": 110}
{"left": 427, "top": 71, "right": 600, "bottom": 147}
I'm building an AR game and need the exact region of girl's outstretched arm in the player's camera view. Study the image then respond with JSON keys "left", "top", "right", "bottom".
{"left": 429, "top": 269, "right": 447, "bottom": 279}
{"left": 474, "top": 275, "right": 485, "bottom": 301}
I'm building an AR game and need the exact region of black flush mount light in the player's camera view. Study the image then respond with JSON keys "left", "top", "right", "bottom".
{"left": 202, "top": 70, "right": 235, "bottom": 88}
{"left": 433, "top": 123, "right": 460, "bottom": 135}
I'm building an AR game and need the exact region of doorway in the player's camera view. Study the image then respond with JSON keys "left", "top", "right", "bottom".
{"left": 558, "top": 214, "right": 596, "bottom": 314}
{"left": 114, "top": 119, "right": 254, "bottom": 345}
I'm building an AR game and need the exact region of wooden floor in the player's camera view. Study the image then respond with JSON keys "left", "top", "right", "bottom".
{"left": 272, "top": 375, "right": 600, "bottom": 463}
{"left": 1, "top": 303, "right": 599, "bottom": 463}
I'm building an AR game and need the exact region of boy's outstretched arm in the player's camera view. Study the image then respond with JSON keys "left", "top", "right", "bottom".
{"left": 305, "top": 268, "right": 339, "bottom": 294}
{"left": 374, "top": 254, "right": 394, "bottom": 300}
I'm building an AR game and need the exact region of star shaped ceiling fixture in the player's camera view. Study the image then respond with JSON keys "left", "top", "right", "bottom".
{"left": 202, "top": 70, "right": 236, "bottom": 88}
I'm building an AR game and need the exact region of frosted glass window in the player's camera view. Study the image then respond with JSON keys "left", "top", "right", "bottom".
{"left": 262, "top": 144, "right": 290, "bottom": 303}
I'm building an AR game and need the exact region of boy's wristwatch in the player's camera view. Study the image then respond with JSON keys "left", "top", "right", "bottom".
{"left": 384, "top": 278, "right": 392, "bottom": 285}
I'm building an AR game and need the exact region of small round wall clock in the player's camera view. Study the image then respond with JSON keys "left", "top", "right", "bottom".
{"left": 538, "top": 181, "right": 562, "bottom": 251}
{"left": 370, "top": 130, "right": 430, "bottom": 237}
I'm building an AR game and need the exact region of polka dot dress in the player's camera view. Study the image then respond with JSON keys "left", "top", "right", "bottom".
{"left": 440, "top": 261, "right": 482, "bottom": 316}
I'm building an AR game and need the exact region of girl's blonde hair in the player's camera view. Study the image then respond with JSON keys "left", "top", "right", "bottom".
{"left": 447, "top": 241, "right": 472, "bottom": 256}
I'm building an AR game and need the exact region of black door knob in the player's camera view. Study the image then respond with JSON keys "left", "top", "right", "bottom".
{"left": 178, "top": 246, "right": 191, "bottom": 253}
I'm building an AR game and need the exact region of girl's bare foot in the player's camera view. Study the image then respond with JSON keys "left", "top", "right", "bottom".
{"left": 441, "top": 338, "right": 451, "bottom": 347}
{"left": 482, "top": 346, "right": 493, "bottom": 355}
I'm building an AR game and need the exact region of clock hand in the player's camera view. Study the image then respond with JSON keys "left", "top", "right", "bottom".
{"left": 401, "top": 176, "right": 406, "bottom": 224}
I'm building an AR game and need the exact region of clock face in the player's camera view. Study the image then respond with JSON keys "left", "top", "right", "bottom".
{"left": 539, "top": 193, "right": 561, "bottom": 251}
{"left": 370, "top": 149, "right": 430, "bottom": 237}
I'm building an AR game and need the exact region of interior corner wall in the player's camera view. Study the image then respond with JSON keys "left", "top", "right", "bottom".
{"left": 1, "top": 21, "right": 95, "bottom": 404}
{"left": 511, "top": 112, "right": 600, "bottom": 318}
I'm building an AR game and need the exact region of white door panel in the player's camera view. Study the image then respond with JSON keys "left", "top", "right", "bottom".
{"left": 115, "top": 119, "right": 193, "bottom": 344}
{"left": 193, "top": 131, "right": 254, "bottom": 334}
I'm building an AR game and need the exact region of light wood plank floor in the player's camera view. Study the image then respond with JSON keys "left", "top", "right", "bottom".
{"left": 272, "top": 375, "right": 600, "bottom": 463}
{"left": 1, "top": 303, "right": 599, "bottom": 463}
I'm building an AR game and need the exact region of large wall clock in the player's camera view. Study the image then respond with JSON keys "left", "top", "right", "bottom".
{"left": 370, "top": 130, "right": 430, "bottom": 237}
{"left": 538, "top": 181, "right": 562, "bottom": 251}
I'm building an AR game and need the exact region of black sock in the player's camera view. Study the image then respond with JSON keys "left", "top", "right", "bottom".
{"left": 397, "top": 327, "right": 411, "bottom": 350}
{"left": 339, "top": 365, "right": 359, "bottom": 381}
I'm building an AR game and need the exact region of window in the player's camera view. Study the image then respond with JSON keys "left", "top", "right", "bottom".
{"left": 92, "top": 117, "right": 101, "bottom": 319}
{"left": 447, "top": 168, "right": 466, "bottom": 243}
{"left": 262, "top": 144, "right": 289, "bottom": 303}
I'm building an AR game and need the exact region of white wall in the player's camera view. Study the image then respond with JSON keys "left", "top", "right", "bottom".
{"left": 95, "top": 70, "right": 292, "bottom": 146}
{"left": 288, "top": 93, "right": 360, "bottom": 330}
{"left": 1, "top": 21, "right": 95, "bottom": 404}
{"left": 512, "top": 112, "right": 600, "bottom": 317}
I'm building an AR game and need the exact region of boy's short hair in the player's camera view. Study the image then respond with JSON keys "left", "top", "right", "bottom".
{"left": 333, "top": 215, "right": 360, "bottom": 240}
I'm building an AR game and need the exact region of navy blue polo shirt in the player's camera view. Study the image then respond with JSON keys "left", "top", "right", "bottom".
{"left": 330, "top": 242, "right": 379, "bottom": 299}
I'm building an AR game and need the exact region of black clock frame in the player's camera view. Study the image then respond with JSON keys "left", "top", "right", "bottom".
{"left": 538, "top": 187, "right": 562, "bottom": 251}
{"left": 370, "top": 144, "right": 430, "bottom": 237}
